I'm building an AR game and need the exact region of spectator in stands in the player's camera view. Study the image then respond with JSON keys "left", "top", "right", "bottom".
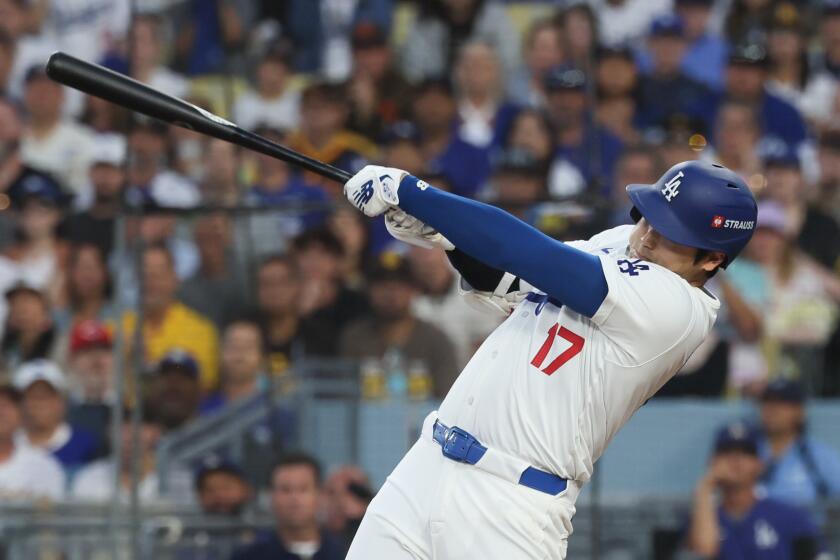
{"left": 72, "top": 404, "right": 193, "bottom": 504}
{"left": 486, "top": 148, "right": 548, "bottom": 220}
{"left": 54, "top": 243, "right": 113, "bottom": 337}
{"left": 595, "top": 44, "right": 638, "bottom": 99}
{"left": 407, "top": 246, "right": 499, "bottom": 369}
{"left": 508, "top": 18, "right": 565, "bottom": 107}
{"left": 0, "top": 30, "right": 10, "bottom": 95}
{"left": 232, "top": 45, "right": 300, "bottom": 133}
{"left": 245, "top": 126, "right": 330, "bottom": 257}
{"left": 0, "top": 95, "right": 23, "bottom": 199}
{"left": 80, "top": 94, "right": 131, "bottom": 136}
{"left": 590, "top": 0, "right": 672, "bottom": 48}
{"left": 401, "top": 0, "right": 520, "bottom": 84}
{"left": 63, "top": 134, "right": 125, "bottom": 257}
{"left": 149, "top": 350, "right": 202, "bottom": 432}
{"left": 801, "top": 2, "right": 840, "bottom": 132}
{"left": 686, "top": 422, "right": 825, "bottom": 558}
{"left": 289, "top": 82, "right": 377, "bottom": 192}
{"left": 607, "top": 146, "right": 662, "bottom": 227}
{"left": 128, "top": 15, "right": 189, "bottom": 98}
{"left": 0, "top": 383, "right": 64, "bottom": 501}
{"left": 232, "top": 452, "right": 343, "bottom": 560}
{"left": 724, "top": 0, "right": 776, "bottom": 44}
{"left": 505, "top": 108, "right": 556, "bottom": 169}
{"left": 13, "top": 359, "right": 100, "bottom": 473}
{"left": 125, "top": 121, "right": 199, "bottom": 209}
{"left": 323, "top": 465, "right": 373, "bottom": 555}
{"left": 1, "top": 283, "right": 56, "bottom": 373}
{"left": 255, "top": 254, "right": 336, "bottom": 381}
{"left": 635, "top": 14, "right": 716, "bottom": 132}
{"left": 656, "top": 115, "right": 705, "bottom": 168}
{"left": 327, "top": 204, "right": 369, "bottom": 289}
{"left": 672, "top": 0, "right": 727, "bottom": 91}
{"left": 169, "top": 95, "right": 214, "bottom": 182}
{"left": 544, "top": 65, "right": 623, "bottom": 197}
{"left": 339, "top": 255, "right": 458, "bottom": 399}
{"left": 122, "top": 244, "right": 219, "bottom": 392}
{"left": 761, "top": 143, "right": 840, "bottom": 272}
{"left": 755, "top": 379, "right": 840, "bottom": 508}
{"left": 818, "top": 130, "right": 840, "bottom": 221}
{"left": 707, "top": 99, "right": 762, "bottom": 179}
{"left": 818, "top": 0, "right": 840, "bottom": 78}
{"left": 65, "top": 320, "right": 113, "bottom": 444}
{"left": 200, "top": 140, "right": 242, "bottom": 207}
{"left": 4, "top": 169, "right": 71, "bottom": 302}
{"left": 715, "top": 42, "right": 808, "bottom": 151}
{"left": 293, "top": 229, "right": 369, "bottom": 335}
{"left": 346, "top": 22, "right": 412, "bottom": 140}
{"left": 747, "top": 202, "right": 840, "bottom": 390}
{"left": 282, "top": 0, "right": 393, "bottom": 77}
{"left": 201, "top": 319, "right": 265, "bottom": 415}
{"left": 179, "top": 213, "right": 247, "bottom": 329}
{"left": 453, "top": 40, "right": 517, "bottom": 149}
{"left": 20, "top": 66, "right": 94, "bottom": 199}
{"left": 557, "top": 4, "right": 597, "bottom": 71}
{"left": 765, "top": 4, "right": 810, "bottom": 110}
{"left": 411, "top": 79, "right": 491, "bottom": 197}
{"left": 379, "top": 122, "right": 426, "bottom": 178}
{"left": 196, "top": 456, "right": 253, "bottom": 516}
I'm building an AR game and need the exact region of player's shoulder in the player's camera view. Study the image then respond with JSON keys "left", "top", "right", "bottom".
{"left": 578, "top": 224, "right": 635, "bottom": 253}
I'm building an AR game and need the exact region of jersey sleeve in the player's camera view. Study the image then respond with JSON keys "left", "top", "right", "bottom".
{"left": 590, "top": 254, "right": 705, "bottom": 363}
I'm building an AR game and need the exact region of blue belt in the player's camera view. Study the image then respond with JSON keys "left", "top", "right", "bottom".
{"left": 432, "top": 420, "right": 567, "bottom": 496}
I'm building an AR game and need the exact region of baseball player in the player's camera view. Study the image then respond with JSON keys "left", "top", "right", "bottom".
{"left": 342, "top": 160, "right": 757, "bottom": 559}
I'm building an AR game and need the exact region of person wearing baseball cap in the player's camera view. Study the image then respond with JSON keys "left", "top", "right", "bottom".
{"left": 13, "top": 359, "right": 102, "bottom": 474}
{"left": 148, "top": 349, "right": 202, "bottom": 432}
{"left": 672, "top": 0, "right": 727, "bottom": 90}
{"left": 195, "top": 455, "right": 252, "bottom": 516}
{"left": 756, "top": 379, "right": 840, "bottom": 508}
{"left": 64, "top": 320, "right": 114, "bottom": 447}
{"left": 0, "top": 382, "right": 66, "bottom": 501}
{"left": 685, "top": 421, "right": 825, "bottom": 558}
{"left": 1, "top": 281, "right": 56, "bottom": 372}
{"left": 636, "top": 14, "right": 716, "bottom": 132}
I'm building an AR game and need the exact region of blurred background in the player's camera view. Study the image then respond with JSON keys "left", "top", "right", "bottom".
{"left": 0, "top": 0, "right": 839, "bottom": 558}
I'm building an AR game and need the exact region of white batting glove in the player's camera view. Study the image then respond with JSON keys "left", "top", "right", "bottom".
{"left": 385, "top": 209, "right": 454, "bottom": 251}
{"left": 343, "top": 165, "right": 405, "bottom": 217}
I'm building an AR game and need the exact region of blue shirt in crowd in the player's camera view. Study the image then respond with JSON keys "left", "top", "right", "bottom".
{"left": 711, "top": 90, "right": 809, "bottom": 149}
{"left": 716, "top": 497, "right": 822, "bottom": 560}
{"left": 759, "top": 435, "right": 840, "bottom": 509}
{"left": 636, "top": 34, "right": 729, "bottom": 91}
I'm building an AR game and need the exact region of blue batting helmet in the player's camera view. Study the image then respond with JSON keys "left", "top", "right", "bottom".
{"left": 626, "top": 161, "right": 757, "bottom": 266}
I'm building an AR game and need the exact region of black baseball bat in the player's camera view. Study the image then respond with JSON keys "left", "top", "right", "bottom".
{"left": 45, "top": 51, "right": 353, "bottom": 184}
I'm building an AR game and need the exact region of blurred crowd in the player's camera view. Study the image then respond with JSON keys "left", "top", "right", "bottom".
{"left": 0, "top": 0, "right": 839, "bottom": 556}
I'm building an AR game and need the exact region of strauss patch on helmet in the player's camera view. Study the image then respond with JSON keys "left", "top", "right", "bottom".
{"left": 723, "top": 219, "right": 755, "bottom": 230}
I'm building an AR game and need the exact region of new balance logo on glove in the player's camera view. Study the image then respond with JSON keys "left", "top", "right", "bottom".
{"left": 354, "top": 180, "right": 375, "bottom": 207}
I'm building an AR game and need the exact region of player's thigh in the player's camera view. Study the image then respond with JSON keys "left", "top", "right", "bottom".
{"left": 430, "top": 465, "right": 573, "bottom": 560}
{"left": 346, "top": 509, "right": 429, "bottom": 560}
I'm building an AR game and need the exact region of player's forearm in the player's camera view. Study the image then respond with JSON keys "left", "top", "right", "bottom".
{"left": 685, "top": 478, "right": 721, "bottom": 557}
{"left": 398, "top": 176, "right": 607, "bottom": 317}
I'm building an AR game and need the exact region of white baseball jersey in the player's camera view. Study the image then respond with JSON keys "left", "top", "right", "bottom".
{"left": 438, "top": 224, "right": 720, "bottom": 483}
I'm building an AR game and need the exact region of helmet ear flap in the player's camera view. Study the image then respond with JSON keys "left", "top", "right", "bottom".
{"left": 630, "top": 206, "right": 642, "bottom": 223}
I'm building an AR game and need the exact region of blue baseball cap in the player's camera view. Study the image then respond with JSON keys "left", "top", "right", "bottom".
{"left": 650, "top": 14, "right": 685, "bottom": 37}
{"left": 713, "top": 422, "right": 760, "bottom": 456}
{"left": 8, "top": 168, "right": 72, "bottom": 208}
{"left": 156, "top": 349, "right": 199, "bottom": 379}
{"left": 544, "top": 66, "right": 587, "bottom": 92}
{"left": 761, "top": 378, "right": 805, "bottom": 404}
{"left": 760, "top": 138, "right": 801, "bottom": 169}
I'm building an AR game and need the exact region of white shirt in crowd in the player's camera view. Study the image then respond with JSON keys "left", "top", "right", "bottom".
{"left": 21, "top": 121, "right": 96, "bottom": 202}
{"left": 144, "top": 66, "right": 191, "bottom": 99}
{"left": 40, "top": 0, "right": 131, "bottom": 66}
{"left": 0, "top": 445, "right": 65, "bottom": 502}
{"left": 457, "top": 101, "right": 497, "bottom": 149}
{"left": 232, "top": 88, "right": 301, "bottom": 132}
{"left": 71, "top": 459, "right": 194, "bottom": 504}
{"left": 588, "top": 0, "right": 674, "bottom": 47}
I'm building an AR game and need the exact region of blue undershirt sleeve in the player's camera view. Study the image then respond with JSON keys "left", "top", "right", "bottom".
{"left": 397, "top": 176, "right": 608, "bottom": 318}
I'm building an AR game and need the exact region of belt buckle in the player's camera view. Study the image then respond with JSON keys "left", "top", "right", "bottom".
{"left": 441, "top": 426, "right": 476, "bottom": 463}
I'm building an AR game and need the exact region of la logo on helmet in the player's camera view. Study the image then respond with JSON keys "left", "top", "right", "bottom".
{"left": 661, "top": 171, "right": 684, "bottom": 202}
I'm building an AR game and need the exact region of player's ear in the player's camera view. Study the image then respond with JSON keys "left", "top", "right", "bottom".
{"left": 699, "top": 251, "right": 726, "bottom": 272}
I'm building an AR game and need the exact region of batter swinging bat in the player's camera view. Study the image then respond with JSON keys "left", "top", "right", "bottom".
{"left": 45, "top": 51, "right": 352, "bottom": 184}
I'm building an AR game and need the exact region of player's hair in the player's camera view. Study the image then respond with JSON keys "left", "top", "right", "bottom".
{"left": 271, "top": 451, "right": 323, "bottom": 486}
